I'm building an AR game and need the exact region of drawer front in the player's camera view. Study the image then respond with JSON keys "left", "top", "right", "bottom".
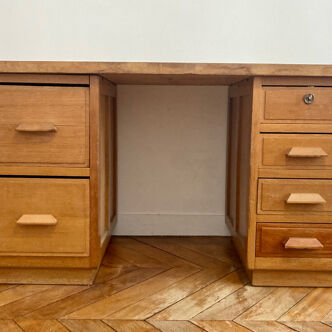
{"left": 258, "top": 179, "right": 332, "bottom": 215}
{"left": 256, "top": 223, "right": 332, "bottom": 258}
{"left": 0, "top": 85, "right": 89, "bottom": 166}
{"left": 0, "top": 178, "right": 89, "bottom": 256}
{"left": 262, "top": 134, "right": 332, "bottom": 168}
{"left": 264, "top": 87, "right": 332, "bottom": 121}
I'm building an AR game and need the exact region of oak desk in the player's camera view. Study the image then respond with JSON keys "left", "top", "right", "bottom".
{"left": 0, "top": 61, "right": 332, "bottom": 286}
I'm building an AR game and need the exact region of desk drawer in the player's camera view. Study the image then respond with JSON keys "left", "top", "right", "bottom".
{"left": 256, "top": 223, "right": 332, "bottom": 258}
{"left": 264, "top": 87, "right": 332, "bottom": 121}
{"left": 262, "top": 134, "right": 332, "bottom": 168}
{"left": 0, "top": 85, "right": 89, "bottom": 167}
{"left": 0, "top": 178, "right": 89, "bottom": 256}
{"left": 258, "top": 179, "right": 332, "bottom": 215}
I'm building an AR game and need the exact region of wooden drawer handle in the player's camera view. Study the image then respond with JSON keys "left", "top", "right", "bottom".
{"left": 286, "top": 193, "right": 326, "bottom": 204}
{"left": 284, "top": 237, "right": 324, "bottom": 250}
{"left": 15, "top": 122, "right": 57, "bottom": 133}
{"left": 287, "top": 147, "right": 327, "bottom": 158}
{"left": 16, "top": 214, "right": 58, "bottom": 226}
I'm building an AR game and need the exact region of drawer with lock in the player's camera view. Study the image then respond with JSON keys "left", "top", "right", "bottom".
{"left": 0, "top": 177, "right": 90, "bottom": 256}
{"left": 257, "top": 178, "right": 332, "bottom": 215}
{"left": 0, "top": 85, "right": 89, "bottom": 167}
{"left": 263, "top": 87, "right": 332, "bottom": 122}
{"left": 256, "top": 223, "right": 332, "bottom": 258}
{"left": 228, "top": 77, "right": 332, "bottom": 286}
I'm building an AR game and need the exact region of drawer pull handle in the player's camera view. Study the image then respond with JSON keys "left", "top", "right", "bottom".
{"left": 286, "top": 193, "right": 326, "bottom": 204}
{"left": 287, "top": 147, "right": 327, "bottom": 158}
{"left": 303, "top": 93, "right": 314, "bottom": 104}
{"left": 284, "top": 237, "right": 324, "bottom": 250}
{"left": 15, "top": 122, "right": 57, "bottom": 133}
{"left": 16, "top": 214, "right": 58, "bottom": 226}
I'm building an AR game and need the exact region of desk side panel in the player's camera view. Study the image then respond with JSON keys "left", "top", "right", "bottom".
{"left": 226, "top": 79, "right": 255, "bottom": 269}
{"left": 89, "top": 76, "right": 117, "bottom": 267}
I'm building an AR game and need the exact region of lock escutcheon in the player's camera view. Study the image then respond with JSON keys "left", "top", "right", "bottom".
{"left": 303, "top": 93, "right": 314, "bottom": 104}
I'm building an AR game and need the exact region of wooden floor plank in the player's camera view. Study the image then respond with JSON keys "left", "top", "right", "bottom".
{"left": 24, "top": 267, "right": 165, "bottom": 320}
{"left": 94, "top": 265, "right": 137, "bottom": 285}
{"left": 60, "top": 319, "right": 115, "bottom": 331}
{"left": 16, "top": 319, "right": 69, "bottom": 332}
{"left": 192, "top": 320, "right": 251, "bottom": 331}
{"left": 148, "top": 320, "right": 204, "bottom": 332}
{"left": 322, "top": 309, "right": 332, "bottom": 322}
{"left": 237, "top": 287, "right": 312, "bottom": 321}
{"left": 171, "top": 236, "right": 242, "bottom": 267}
{"left": 324, "top": 321, "right": 332, "bottom": 328}
{"left": 0, "top": 286, "right": 17, "bottom": 293}
{"left": 114, "top": 237, "right": 198, "bottom": 268}
{"left": 0, "top": 320, "right": 23, "bottom": 332}
{"left": 106, "top": 267, "right": 233, "bottom": 320}
{"left": 0, "top": 285, "right": 52, "bottom": 307}
{"left": 279, "top": 288, "right": 332, "bottom": 322}
{"left": 151, "top": 269, "right": 248, "bottom": 320}
{"left": 0, "top": 285, "right": 87, "bottom": 319}
{"left": 65, "top": 266, "right": 199, "bottom": 319}
{"left": 282, "top": 321, "right": 332, "bottom": 331}
{"left": 108, "top": 242, "right": 169, "bottom": 268}
{"left": 137, "top": 237, "right": 233, "bottom": 269}
{"left": 104, "top": 319, "right": 160, "bottom": 331}
{"left": 101, "top": 247, "right": 137, "bottom": 268}
{"left": 236, "top": 320, "right": 295, "bottom": 332}
{"left": 194, "top": 285, "right": 275, "bottom": 320}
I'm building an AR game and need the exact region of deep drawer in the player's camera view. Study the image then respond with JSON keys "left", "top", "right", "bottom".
{"left": 258, "top": 179, "right": 332, "bottom": 215}
{"left": 0, "top": 177, "right": 89, "bottom": 256}
{"left": 0, "top": 85, "right": 89, "bottom": 167}
{"left": 256, "top": 223, "right": 332, "bottom": 258}
{"left": 261, "top": 134, "right": 332, "bottom": 168}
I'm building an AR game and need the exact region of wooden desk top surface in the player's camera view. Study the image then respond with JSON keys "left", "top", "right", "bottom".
{"left": 0, "top": 61, "right": 332, "bottom": 85}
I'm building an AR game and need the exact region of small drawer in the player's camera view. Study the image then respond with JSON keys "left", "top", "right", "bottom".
{"left": 0, "top": 177, "right": 89, "bottom": 256}
{"left": 0, "top": 85, "right": 89, "bottom": 167}
{"left": 264, "top": 87, "right": 332, "bottom": 122}
{"left": 258, "top": 179, "right": 332, "bottom": 215}
{"left": 256, "top": 223, "right": 332, "bottom": 258}
{"left": 261, "top": 134, "right": 332, "bottom": 168}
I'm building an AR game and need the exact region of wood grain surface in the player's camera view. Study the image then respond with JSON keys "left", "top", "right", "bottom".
{"left": 0, "top": 236, "right": 330, "bottom": 331}
{"left": 1, "top": 61, "right": 332, "bottom": 85}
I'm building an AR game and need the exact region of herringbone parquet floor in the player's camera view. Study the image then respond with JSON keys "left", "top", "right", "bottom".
{"left": 0, "top": 236, "right": 332, "bottom": 331}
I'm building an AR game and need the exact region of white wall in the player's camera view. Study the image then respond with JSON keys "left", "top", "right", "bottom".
{"left": 114, "top": 86, "right": 228, "bottom": 235}
{"left": 0, "top": 0, "right": 331, "bottom": 64}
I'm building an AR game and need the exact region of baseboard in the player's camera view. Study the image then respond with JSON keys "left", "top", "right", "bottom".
{"left": 113, "top": 213, "right": 230, "bottom": 236}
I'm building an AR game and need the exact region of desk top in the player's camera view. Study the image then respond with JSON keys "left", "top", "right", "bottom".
{"left": 0, "top": 61, "right": 332, "bottom": 85}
